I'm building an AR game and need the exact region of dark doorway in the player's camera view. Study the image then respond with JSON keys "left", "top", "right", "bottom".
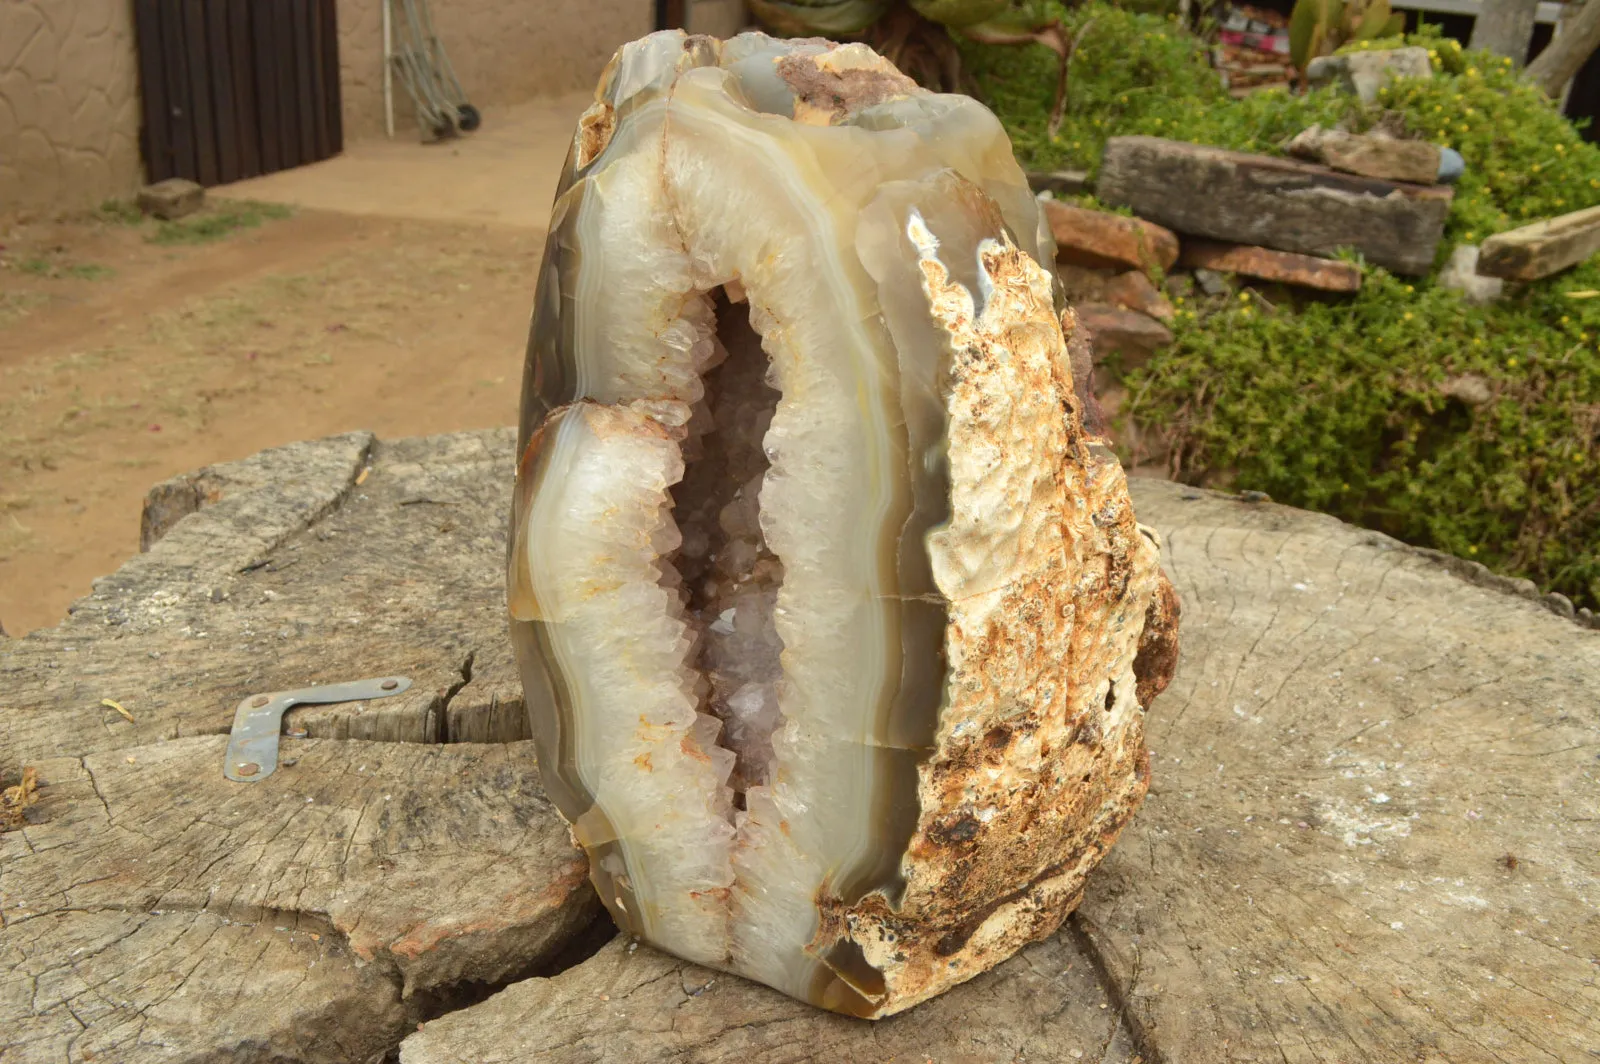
{"left": 133, "top": 0, "right": 343, "bottom": 187}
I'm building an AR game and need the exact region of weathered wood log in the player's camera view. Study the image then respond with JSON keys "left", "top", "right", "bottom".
{"left": 1, "top": 430, "right": 528, "bottom": 767}
{"left": 1477, "top": 203, "right": 1600, "bottom": 280}
{"left": 397, "top": 474, "right": 1599, "bottom": 1064}
{"left": 1097, "top": 136, "right": 1453, "bottom": 275}
{"left": 1, "top": 431, "right": 596, "bottom": 1064}
{"left": 8, "top": 432, "right": 1598, "bottom": 1063}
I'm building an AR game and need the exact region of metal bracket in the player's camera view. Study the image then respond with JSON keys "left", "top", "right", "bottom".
{"left": 223, "top": 676, "right": 413, "bottom": 782}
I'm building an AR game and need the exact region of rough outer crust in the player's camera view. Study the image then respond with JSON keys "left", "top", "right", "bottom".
{"left": 808, "top": 228, "right": 1177, "bottom": 1015}
{"left": 776, "top": 46, "right": 919, "bottom": 126}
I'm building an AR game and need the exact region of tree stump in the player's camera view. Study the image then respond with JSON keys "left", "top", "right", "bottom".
{"left": 5, "top": 431, "right": 1596, "bottom": 1063}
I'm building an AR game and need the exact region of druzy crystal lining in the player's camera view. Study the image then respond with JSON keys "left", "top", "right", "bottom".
{"left": 508, "top": 29, "right": 1177, "bottom": 1018}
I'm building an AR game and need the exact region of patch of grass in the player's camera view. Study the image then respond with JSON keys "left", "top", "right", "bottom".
{"left": 63, "top": 263, "right": 115, "bottom": 281}
{"left": 149, "top": 200, "right": 292, "bottom": 246}
{"left": 11, "top": 257, "right": 115, "bottom": 281}
{"left": 0, "top": 291, "right": 48, "bottom": 324}
{"left": 96, "top": 199, "right": 146, "bottom": 225}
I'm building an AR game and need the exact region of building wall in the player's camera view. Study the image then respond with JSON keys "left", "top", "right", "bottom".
{"left": 1, "top": 0, "right": 654, "bottom": 213}
{"left": 0, "top": 0, "right": 143, "bottom": 214}
{"left": 338, "top": 0, "right": 655, "bottom": 140}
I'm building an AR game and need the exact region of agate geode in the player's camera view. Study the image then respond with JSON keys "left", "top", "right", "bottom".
{"left": 508, "top": 30, "right": 1179, "bottom": 1018}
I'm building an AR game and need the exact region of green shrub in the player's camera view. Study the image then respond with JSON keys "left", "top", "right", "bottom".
{"left": 961, "top": 6, "right": 1600, "bottom": 608}
{"left": 1128, "top": 270, "right": 1600, "bottom": 609}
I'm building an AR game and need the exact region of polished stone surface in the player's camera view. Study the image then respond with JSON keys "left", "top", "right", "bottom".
{"left": 508, "top": 29, "right": 1177, "bottom": 1017}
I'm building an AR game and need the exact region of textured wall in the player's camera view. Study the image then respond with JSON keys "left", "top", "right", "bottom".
{"left": 0, "top": 0, "right": 143, "bottom": 213}
{"left": 339, "top": 0, "right": 655, "bottom": 140}
{"left": 0, "top": 0, "right": 655, "bottom": 213}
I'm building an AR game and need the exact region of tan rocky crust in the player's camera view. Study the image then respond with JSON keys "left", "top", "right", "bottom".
{"left": 809, "top": 225, "right": 1170, "bottom": 1015}
{"left": 776, "top": 45, "right": 919, "bottom": 126}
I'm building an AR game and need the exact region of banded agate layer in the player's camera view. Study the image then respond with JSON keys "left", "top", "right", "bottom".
{"left": 508, "top": 29, "right": 1179, "bottom": 1018}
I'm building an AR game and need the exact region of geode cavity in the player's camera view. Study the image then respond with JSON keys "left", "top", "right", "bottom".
{"left": 508, "top": 29, "right": 1179, "bottom": 1018}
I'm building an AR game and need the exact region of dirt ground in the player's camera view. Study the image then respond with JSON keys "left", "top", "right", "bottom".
{"left": 0, "top": 205, "right": 542, "bottom": 636}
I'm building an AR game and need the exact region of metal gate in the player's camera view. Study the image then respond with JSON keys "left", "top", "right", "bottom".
{"left": 133, "top": 0, "right": 343, "bottom": 187}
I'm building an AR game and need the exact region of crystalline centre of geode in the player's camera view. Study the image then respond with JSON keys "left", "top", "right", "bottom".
{"left": 508, "top": 30, "right": 1180, "bottom": 1018}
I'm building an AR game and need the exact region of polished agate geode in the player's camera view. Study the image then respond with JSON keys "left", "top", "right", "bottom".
{"left": 508, "top": 29, "right": 1179, "bottom": 1018}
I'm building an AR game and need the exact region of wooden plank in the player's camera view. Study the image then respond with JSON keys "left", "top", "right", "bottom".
{"left": 182, "top": 0, "right": 219, "bottom": 187}
{"left": 228, "top": 0, "right": 262, "bottom": 180}
{"left": 1179, "top": 239, "right": 1366, "bottom": 292}
{"left": 308, "top": 0, "right": 331, "bottom": 160}
{"left": 1041, "top": 199, "right": 1180, "bottom": 274}
{"left": 1477, "top": 204, "right": 1600, "bottom": 279}
{"left": 1097, "top": 136, "right": 1454, "bottom": 276}
{"left": 252, "top": 0, "right": 284, "bottom": 172}
{"left": 159, "top": 0, "right": 196, "bottom": 182}
{"left": 132, "top": 0, "right": 173, "bottom": 183}
{"left": 1285, "top": 125, "right": 1442, "bottom": 185}
{"left": 321, "top": 0, "right": 344, "bottom": 153}
{"left": 292, "top": 0, "right": 319, "bottom": 166}
{"left": 204, "top": 0, "right": 240, "bottom": 185}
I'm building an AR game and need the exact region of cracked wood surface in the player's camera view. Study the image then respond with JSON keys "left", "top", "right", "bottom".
{"left": 398, "top": 933, "right": 1139, "bottom": 1064}
{"left": 0, "top": 429, "right": 528, "bottom": 768}
{"left": 1077, "top": 482, "right": 1600, "bottom": 1063}
{"left": 0, "top": 431, "right": 593, "bottom": 1063}
{"left": 6, "top": 431, "right": 1596, "bottom": 1062}
{"left": 405, "top": 466, "right": 1594, "bottom": 1064}
{"left": 0, "top": 737, "right": 597, "bottom": 1063}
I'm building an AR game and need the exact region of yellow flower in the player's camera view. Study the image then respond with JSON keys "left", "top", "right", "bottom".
{"left": 1468, "top": 545, "right": 1478, "bottom": 555}
{"left": 1473, "top": 337, "right": 1483, "bottom": 345}
{"left": 1562, "top": 316, "right": 1570, "bottom": 324}
{"left": 1239, "top": 307, "right": 1251, "bottom": 318}
{"left": 1556, "top": 144, "right": 1567, "bottom": 154}
{"left": 1467, "top": 67, "right": 1479, "bottom": 78}
{"left": 1507, "top": 357, "right": 1519, "bottom": 367}
{"left": 1465, "top": 232, "right": 1475, "bottom": 240}
{"left": 1403, "top": 311, "right": 1414, "bottom": 321}
{"left": 1429, "top": 49, "right": 1439, "bottom": 58}
{"left": 1532, "top": 163, "right": 1542, "bottom": 173}
{"left": 1404, "top": 285, "right": 1414, "bottom": 293}
{"left": 1239, "top": 291, "right": 1251, "bottom": 301}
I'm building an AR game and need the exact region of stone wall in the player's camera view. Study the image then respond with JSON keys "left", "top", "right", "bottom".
{"left": 0, "top": 0, "right": 143, "bottom": 215}
{"left": 339, "top": 0, "right": 655, "bottom": 140}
